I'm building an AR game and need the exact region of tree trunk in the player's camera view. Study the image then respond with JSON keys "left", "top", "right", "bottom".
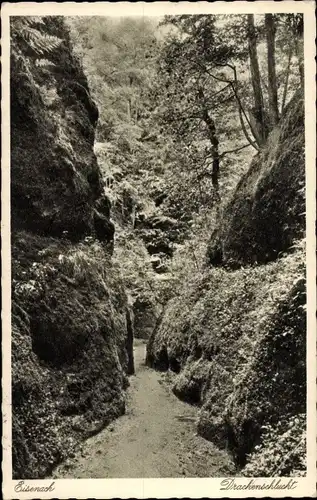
{"left": 127, "top": 75, "right": 134, "bottom": 121}
{"left": 237, "top": 102, "right": 259, "bottom": 151}
{"left": 281, "top": 46, "right": 293, "bottom": 113}
{"left": 247, "top": 14, "right": 267, "bottom": 145}
{"left": 229, "top": 77, "right": 259, "bottom": 151}
{"left": 265, "top": 14, "right": 279, "bottom": 128}
{"left": 294, "top": 36, "right": 304, "bottom": 89}
{"left": 125, "top": 308, "right": 135, "bottom": 375}
{"left": 131, "top": 203, "right": 136, "bottom": 228}
{"left": 198, "top": 89, "right": 220, "bottom": 201}
{"left": 248, "top": 111, "right": 265, "bottom": 147}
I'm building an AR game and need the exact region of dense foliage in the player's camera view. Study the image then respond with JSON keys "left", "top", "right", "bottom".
{"left": 66, "top": 14, "right": 303, "bottom": 309}
{"left": 67, "top": 13, "right": 303, "bottom": 229}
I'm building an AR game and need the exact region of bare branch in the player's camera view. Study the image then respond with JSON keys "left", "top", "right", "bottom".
{"left": 197, "top": 60, "right": 259, "bottom": 147}
{"left": 209, "top": 82, "right": 232, "bottom": 97}
{"left": 237, "top": 101, "right": 260, "bottom": 151}
{"left": 219, "top": 143, "right": 253, "bottom": 158}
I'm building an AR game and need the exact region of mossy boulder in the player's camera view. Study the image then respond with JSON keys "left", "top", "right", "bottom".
{"left": 135, "top": 213, "right": 181, "bottom": 260}
{"left": 147, "top": 246, "right": 306, "bottom": 475}
{"left": 207, "top": 90, "right": 305, "bottom": 267}
{"left": 133, "top": 296, "right": 159, "bottom": 339}
{"left": 11, "top": 16, "right": 113, "bottom": 243}
{"left": 12, "top": 233, "right": 131, "bottom": 479}
{"left": 223, "top": 277, "right": 306, "bottom": 467}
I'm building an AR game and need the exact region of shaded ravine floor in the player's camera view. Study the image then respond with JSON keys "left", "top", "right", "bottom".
{"left": 52, "top": 339, "right": 235, "bottom": 478}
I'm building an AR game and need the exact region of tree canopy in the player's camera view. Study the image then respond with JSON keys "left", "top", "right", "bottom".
{"left": 67, "top": 13, "right": 303, "bottom": 231}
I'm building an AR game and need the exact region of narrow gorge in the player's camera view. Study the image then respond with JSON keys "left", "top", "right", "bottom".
{"left": 10, "top": 14, "right": 306, "bottom": 480}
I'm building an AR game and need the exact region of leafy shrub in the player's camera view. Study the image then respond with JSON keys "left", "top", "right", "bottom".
{"left": 242, "top": 414, "right": 306, "bottom": 477}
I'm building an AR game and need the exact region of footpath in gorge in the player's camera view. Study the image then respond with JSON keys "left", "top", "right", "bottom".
{"left": 52, "top": 339, "right": 235, "bottom": 478}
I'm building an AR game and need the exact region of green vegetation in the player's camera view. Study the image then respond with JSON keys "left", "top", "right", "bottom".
{"left": 243, "top": 414, "right": 306, "bottom": 477}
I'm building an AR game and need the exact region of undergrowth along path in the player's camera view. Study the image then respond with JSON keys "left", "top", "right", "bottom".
{"left": 53, "top": 339, "right": 235, "bottom": 478}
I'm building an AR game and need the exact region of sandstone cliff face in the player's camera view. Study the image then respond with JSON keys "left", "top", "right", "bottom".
{"left": 146, "top": 91, "right": 306, "bottom": 476}
{"left": 11, "top": 17, "right": 132, "bottom": 479}
{"left": 11, "top": 16, "right": 113, "bottom": 243}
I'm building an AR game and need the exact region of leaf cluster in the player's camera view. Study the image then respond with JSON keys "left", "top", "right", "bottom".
{"left": 11, "top": 17, "right": 62, "bottom": 58}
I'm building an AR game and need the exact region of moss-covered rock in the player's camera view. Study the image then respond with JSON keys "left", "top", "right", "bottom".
{"left": 135, "top": 213, "right": 181, "bottom": 260}
{"left": 147, "top": 90, "right": 306, "bottom": 476}
{"left": 11, "top": 17, "right": 131, "bottom": 479}
{"left": 242, "top": 414, "right": 306, "bottom": 477}
{"left": 11, "top": 16, "right": 112, "bottom": 242}
{"left": 133, "top": 297, "right": 158, "bottom": 339}
{"left": 207, "top": 90, "right": 305, "bottom": 267}
{"left": 12, "top": 233, "right": 131, "bottom": 479}
{"left": 147, "top": 245, "right": 306, "bottom": 475}
{"left": 223, "top": 276, "right": 306, "bottom": 467}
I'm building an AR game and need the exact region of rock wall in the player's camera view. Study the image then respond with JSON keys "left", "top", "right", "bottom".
{"left": 11, "top": 16, "right": 113, "bottom": 243}
{"left": 146, "top": 90, "right": 306, "bottom": 476}
{"left": 208, "top": 91, "right": 305, "bottom": 267}
{"left": 11, "top": 17, "right": 132, "bottom": 479}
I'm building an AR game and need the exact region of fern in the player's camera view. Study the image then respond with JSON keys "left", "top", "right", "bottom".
{"left": 11, "top": 17, "right": 63, "bottom": 57}
{"left": 35, "top": 58, "right": 56, "bottom": 68}
{"left": 19, "top": 16, "right": 45, "bottom": 27}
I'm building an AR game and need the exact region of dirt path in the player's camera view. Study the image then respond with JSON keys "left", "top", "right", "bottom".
{"left": 53, "top": 340, "right": 235, "bottom": 478}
